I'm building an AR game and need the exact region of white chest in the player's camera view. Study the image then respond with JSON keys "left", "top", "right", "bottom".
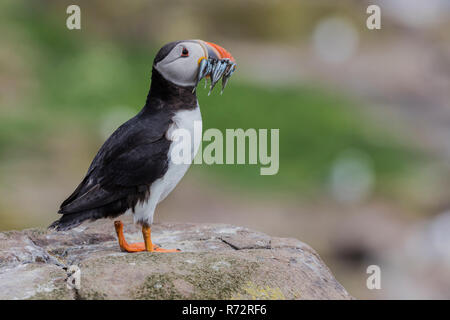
{"left": 131, "top": 105, "right": 202, "bottom": 225}
{"left": 166, "top": 105, "right": 203, "bottom": 158}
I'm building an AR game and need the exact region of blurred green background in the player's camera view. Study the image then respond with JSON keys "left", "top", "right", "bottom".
{"left": 1, "top": 0, "right": 449, "bottom": 299}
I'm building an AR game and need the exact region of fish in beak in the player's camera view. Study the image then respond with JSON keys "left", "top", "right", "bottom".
{"left": 194, "top": 40, "right": 237, "bottom": 95}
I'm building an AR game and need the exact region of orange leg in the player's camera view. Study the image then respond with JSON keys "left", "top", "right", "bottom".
{"left": 114, "top": 220, "right": 180, "bottom": 253}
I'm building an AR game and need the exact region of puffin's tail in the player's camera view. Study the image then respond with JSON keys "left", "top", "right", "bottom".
{"left": 49, "top": 211, "right": 96, "bottom": 231}
{"left": 49, "top": 202, "right": 125, "bottom": 231}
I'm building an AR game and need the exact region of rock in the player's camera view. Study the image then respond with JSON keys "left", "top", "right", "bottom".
{"left": 0, "top": 217, "right": 352, "bottom": 299}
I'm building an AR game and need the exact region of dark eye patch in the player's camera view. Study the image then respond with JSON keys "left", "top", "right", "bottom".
{"left": 181, "top": 47, "right": 189, "bottom": 57}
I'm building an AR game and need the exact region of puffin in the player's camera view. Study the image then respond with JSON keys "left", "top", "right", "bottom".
{"left": 50, "top": 40, "right": 236, "bottom": 253}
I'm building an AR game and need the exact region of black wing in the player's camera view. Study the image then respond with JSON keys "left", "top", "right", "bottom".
{"left": 51, "top": 110, "right": 172, "bottom": 230}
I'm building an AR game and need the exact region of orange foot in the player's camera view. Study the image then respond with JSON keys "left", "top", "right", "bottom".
{"left": 114, "top": 220, "right": 180, "bottom": 253}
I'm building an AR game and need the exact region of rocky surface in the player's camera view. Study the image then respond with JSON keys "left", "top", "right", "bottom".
{"left": 0, "top": 217, "right": 352, "bottom": 299}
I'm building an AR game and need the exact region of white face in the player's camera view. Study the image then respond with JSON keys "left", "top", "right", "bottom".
{"left": 154, "top": 41, "right": 208, "bottom": 87}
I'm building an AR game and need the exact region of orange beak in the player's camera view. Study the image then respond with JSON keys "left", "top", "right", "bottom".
{"left": 195, "top": 40, "right": 236, "bottom": 95}
{"left": 204, "top": 41, "right": 235, "bottom": 63}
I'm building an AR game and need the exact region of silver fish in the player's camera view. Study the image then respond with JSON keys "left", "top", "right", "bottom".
{"left": 194, "top": 57, "right": 236, "bottom": 95}
{"left": 221, "top": 62, "right": 236, "bottom": 94}
{"left": 193, "top": 58, "right": 209, "bottom": 92}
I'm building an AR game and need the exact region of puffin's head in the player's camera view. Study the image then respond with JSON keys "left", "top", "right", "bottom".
{"left": 153, "top": 40, "right": 236, "bottom": 95}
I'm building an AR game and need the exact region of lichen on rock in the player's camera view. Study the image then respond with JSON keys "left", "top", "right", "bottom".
{"left": 0, "top": 218, "right": 352, "bottom": 300}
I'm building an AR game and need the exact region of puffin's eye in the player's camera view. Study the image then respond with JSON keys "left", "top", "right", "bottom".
{"left": 181, "top": 47, "right": 189, "bottom": 57}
